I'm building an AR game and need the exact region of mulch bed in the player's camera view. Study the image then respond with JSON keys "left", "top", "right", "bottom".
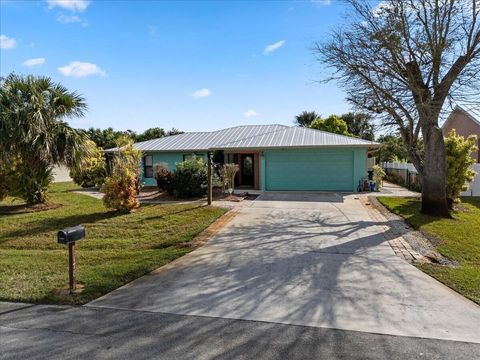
{"left": 137, "top": 187, "right": 259, "bottom": 202}
{"left": 0, "top": 202, "right": 62, "bottom": 215}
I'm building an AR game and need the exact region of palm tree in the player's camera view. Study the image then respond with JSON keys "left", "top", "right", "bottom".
{"left": 0, "top": 74, "right": 90, "bottom": 204}
{"left": 294, "top": 111, "right": 319, "bottom": 127}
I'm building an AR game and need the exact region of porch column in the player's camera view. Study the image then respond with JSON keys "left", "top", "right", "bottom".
{"left": 207, "top": 152, "right": 213, "bottom": 205}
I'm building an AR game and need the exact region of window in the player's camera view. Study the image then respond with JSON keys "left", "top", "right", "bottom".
{"left": 183, "top": 153, "right": 204, "bottom": 161}
{"left": 144, "top": 155, "right": 153, "bottom": 178}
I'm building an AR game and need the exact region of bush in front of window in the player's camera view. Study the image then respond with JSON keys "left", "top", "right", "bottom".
{"left": 173, "top": 156, "right": 207, "bottom": 198}
{"left": 154, "top": 163, "right": 175, "bottom": 195}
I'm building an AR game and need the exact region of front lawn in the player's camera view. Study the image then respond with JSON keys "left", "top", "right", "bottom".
{"left": 0, "top": 182, "right": 226, "bottom": 304}
{"left": 378, "top": 196, "right": 480, "bottom": 304}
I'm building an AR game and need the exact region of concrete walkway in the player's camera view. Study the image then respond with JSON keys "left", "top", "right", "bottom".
{"left": 89, "top": 192, "right": 480, "bottom": 343}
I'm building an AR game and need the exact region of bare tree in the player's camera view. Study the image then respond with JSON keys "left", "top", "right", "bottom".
{"left": 315, "top": 0, "right": 480, "bottom": 217}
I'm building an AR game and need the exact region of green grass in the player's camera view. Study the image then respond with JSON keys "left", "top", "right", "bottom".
{"left": 378, "top": 196, "right": 480, "bottom": 304}
{"left": 0, "top": 182, "right": 226, "bottom": 304}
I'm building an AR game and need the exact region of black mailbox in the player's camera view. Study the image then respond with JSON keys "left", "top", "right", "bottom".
{"left": 58, "top": 225, "right": 85, "bottom": 245}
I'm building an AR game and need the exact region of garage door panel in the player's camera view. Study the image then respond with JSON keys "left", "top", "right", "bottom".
{"left": 265, "top": 150, "right": 353, "bottom": 191}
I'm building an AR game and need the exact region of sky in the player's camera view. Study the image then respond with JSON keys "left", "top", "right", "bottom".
{"left": 1, "top": 0, "right": 358, "bottom": 133}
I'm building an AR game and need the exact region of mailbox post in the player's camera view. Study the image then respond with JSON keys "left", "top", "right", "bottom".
{"left": 57, "top": 225, "right": 85, "bottom": 294}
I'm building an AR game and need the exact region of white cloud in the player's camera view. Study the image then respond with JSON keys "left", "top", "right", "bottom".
{"left": 58, "top": 61, "right": 106, "bottom": 78}
{"left": 263, "top": 40, "right": 285, "bottom": 55}
{"left": 311, "top": 0, "right": 331, "bottom": 5}
{"left": 0, "top": 34, "right": 16, "bottom": 50}
{"left": 22, "top": 58, "right": 46, "bottom": 67}
{"left": 47, "top": 0, "right": 90, "bottom": 12}
{"left": 243, "top": 109, "right": 259, "bottom": 118}
{"left": 191, "top": 88, "right": 212, "bottom": 98}
{"left": 56, "top": 13, "right": 88, "bottom": 26}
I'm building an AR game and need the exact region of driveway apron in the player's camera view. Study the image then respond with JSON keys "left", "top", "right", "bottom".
{"left": 88, "top": 192, "right": 480, "bottom": 343}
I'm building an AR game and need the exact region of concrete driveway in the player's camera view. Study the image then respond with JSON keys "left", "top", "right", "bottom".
{"left": 89, "top": 192, "right": 480, "bottom": 343}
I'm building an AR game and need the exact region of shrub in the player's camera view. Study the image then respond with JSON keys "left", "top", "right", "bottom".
{"left": 373, "top": 165, "right": 386, "bottom": 190}
{"left": 154, "top": 163, "right": 175, "bottom": 194}
{"left": 173, "top": 157, "right": 207, "bottom": 198}
{"left": 445, "top": 130, "right": 477, "bottom": 207}
{"left": 102, "top": 137, "right": 142, "bottom": 212}
{"left": 70, "top": 141, "right": 107, "bottom": 188}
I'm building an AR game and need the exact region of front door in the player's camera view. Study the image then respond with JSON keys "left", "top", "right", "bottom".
{"left": 240, "top": 154, "right": 254, "bottom": 187}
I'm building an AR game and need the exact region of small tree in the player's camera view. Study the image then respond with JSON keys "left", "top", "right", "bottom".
{"left": 309, "top": 115, "right": 352, "bottom": 136}
{"left": 221, "top": 163, "right": 239, "bottom": 194}
{"left": 102, "top": 137, "right": 142, "bottom": 212}
{"left": 70, "top": 141, "right": 107, "bottom": 188}
{"left": 372, "top": 165, "right": 386, "bottom": 191}
{"left": 445, "top": 130, "right": 477, "bottom": 207}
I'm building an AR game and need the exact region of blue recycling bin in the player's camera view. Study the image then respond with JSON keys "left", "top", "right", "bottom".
{"left": 370, "top": 182, "right": 376, "bottom": 192}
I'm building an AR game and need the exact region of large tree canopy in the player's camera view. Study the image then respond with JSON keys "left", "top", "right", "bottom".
{"left": 0, "top": 74, "right": 89, "bottom": 203}
{"left": 340, "top": 112, "right": 375, "bottom": 141}
{"left": 309, "top": 115, "right": 352, "bottom": 136}
{"left": 315, "top": 0, "right": 480, "bottom": 217}
{"left": 294, "top": 111, "right": 320, "bottom": 127}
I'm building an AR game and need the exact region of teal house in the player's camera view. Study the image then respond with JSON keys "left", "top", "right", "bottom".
{"left": 132, "top": 125, "right": 379, "bottom": 192}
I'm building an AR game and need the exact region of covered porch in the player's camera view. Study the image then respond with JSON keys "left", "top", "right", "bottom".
{"left": 223, "top": 151, "right": 262, "bottom": 191}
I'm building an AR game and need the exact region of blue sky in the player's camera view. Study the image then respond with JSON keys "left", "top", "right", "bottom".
{"left": 1, "top": 0, "right": 356, "bottom": 132}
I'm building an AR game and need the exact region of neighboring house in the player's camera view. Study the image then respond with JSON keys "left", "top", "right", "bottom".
{"left": 442, "top": 105, "right": 480, "bottom": 162}
{"left": 127, "top": 124, "right": 379, "bottom": 192}
{"left": 52, "top": 165, "right": 72, "bottom": 183}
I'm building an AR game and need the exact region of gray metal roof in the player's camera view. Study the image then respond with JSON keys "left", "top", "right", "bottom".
{"left": 131, "top": 125, "right": 287, "bottom": 151}
{"left": 107, "top": 124, "right": 379, "bottom": 152}
{"left": 212, "top": 126, "right": 379, "bottom": 149}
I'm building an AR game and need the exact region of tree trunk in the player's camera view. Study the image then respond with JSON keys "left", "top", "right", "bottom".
{"left": 421, "top": 126, "right": 451, "bottom": 218}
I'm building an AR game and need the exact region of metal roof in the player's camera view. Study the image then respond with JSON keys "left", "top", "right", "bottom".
{"left": 107, "top": 124, "right": 379, "bottom": 152}
{"left": 130, "top": 125, "right": 287, "bottom": 151}
{"left": 212, "top": 126, "right": 380, "bottom": 149}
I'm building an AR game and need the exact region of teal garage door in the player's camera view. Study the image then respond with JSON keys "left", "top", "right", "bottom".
{"left": 265, "top": 149, "right": 354, "bottom": 191}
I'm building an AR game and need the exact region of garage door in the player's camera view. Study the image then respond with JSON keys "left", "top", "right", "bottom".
{"left": 265, "top": 149, "right": 354, "bottom": 191}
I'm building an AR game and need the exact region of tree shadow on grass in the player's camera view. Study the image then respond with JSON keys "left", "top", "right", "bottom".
{"left": 0, "top": 210, "right": 125, "bottom": 243}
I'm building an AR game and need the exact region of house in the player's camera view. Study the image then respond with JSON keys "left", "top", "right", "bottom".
{"left": 442, "top": 105, "right": 480, "bottom": 162}
{"left": 132, "top": 125, "right": 379, "bottom": 192}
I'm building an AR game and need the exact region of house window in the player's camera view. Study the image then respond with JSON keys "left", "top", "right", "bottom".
{"left": 183, "top": 153, "right": 204, "bottom": 161}
{"left": 144, "top": 155, "right": 153, "bottom": 178}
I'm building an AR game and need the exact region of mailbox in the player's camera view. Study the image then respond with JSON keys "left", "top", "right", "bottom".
{"left": 57, "top": 225, "right": 85, "bottom": 245}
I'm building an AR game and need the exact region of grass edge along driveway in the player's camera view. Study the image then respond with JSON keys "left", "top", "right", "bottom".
{"left": 0, "top": 182, "right": 226, "bottom": 304}
{"left": 378, "top": 196, "right": 480, "bottom": 305}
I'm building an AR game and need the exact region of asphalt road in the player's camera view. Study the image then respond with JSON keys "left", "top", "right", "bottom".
{"left": 1, "top": 302, "right": 479, "bottom": 360}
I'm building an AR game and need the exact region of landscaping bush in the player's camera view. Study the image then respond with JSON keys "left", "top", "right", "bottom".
{"left": 70, "top": 141, "right": 107, "bottom": 188}
{"left": 445, "top": 129, "right": 477, "bottom": 207}
{"left": 173, "top": 157, "right": 207, "bottom": 198}
{"left": 102, "top": 137, "right": 142, "bottom": 212}
{"left": 372, "top": 165, "right": 385, "bottom": 190}
{"left": 154, "top": 163, "right": 175, "bottom": 194}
